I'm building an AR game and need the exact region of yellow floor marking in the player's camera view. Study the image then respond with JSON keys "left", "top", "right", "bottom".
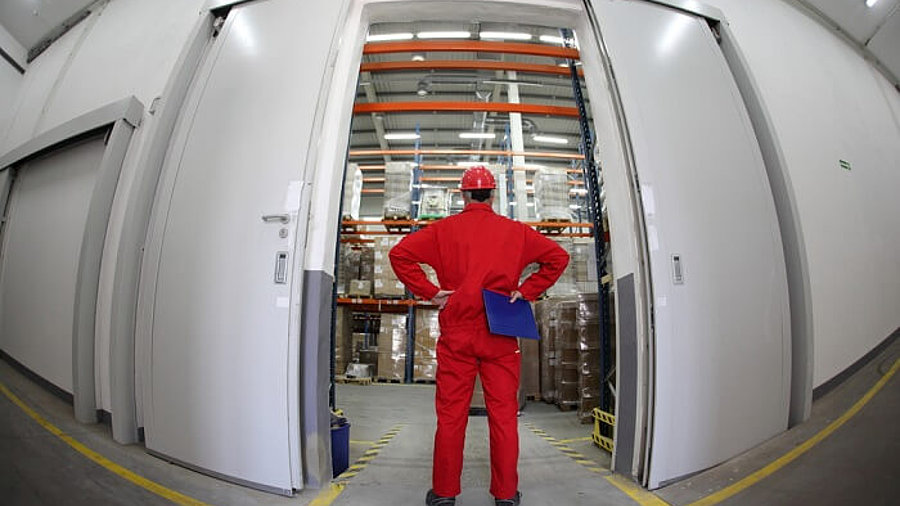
{"left": 350, "top": 440, "right": 375, "bottom": 445}
{"left": 606, "top": 474, "right": 670, "bottom": 506}
{"left": 0, "top": 383, "right": 210, "bottom": 506}
{"left": 690, "top": 357, "right": 899, "bottom": 506}
{"left": 309, "top": 483, "right": 346, "bottom": 506}
{"left": 560, "top": 436, "right": 593, "bottom": 444}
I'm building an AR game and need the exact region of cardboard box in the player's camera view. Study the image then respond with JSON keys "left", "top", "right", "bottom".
{"left": 520, "top": 338, "right": 540, "bottom": 399}
{"left": 348, "top": 279, "right": 372, "bottom": 297}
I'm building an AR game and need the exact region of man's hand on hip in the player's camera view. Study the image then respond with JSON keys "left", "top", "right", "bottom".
{"left": 431, "top": 290, "right": 455, "bottom": 309}
{"left": 509, "top": 290, "right": 523, "bottom": 303}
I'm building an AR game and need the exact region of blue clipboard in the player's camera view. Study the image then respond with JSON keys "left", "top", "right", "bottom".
{"left": 482, "top": 289, "right": 540, "bottom": 340}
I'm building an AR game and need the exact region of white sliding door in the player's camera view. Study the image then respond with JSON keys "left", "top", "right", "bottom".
{"left": 0, "top": 133, "right": 106, "bottom": 393}
{"left": 596, "top": 0, "right": 790, "bottom": 488}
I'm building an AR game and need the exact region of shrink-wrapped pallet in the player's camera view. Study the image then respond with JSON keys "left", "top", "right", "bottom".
{"left": 338, "top": 245, "right": 361, "bottom": 295}
{"left": 546, "top": 239, "right": 577, "bottom": 297}
{"left": 334, "top": 307, "right": 352, "bottom": 376}
{"left": 359, "top": 245, "right": 375, "bottom": 283}
{"left": 534, "top": 167, "right": 571, "bottom": 221}
{"left": 521, "top": 337, "right": 540, "bottom": 399}
{"left": 342, "top": 163, "right": 363, "bottom": 220}
{"left": 576, "top": 293, "right": 602, "bottom": 423}
{"left": 373, "top": 236, "right": 405, "bottom": 298}
{"left": 383, "top": 162, "right": 413, "bottom": 219}
{"left": 573, "top": 238, "right": 598, "bottom": 293}
{"left": 554, "top": 299, "right": 580, "bottom": 407}
{"left": 419, "top": 187, "right": 449, "bottom": 220}
{"left": 535, "top": 299, "right": 557, "bottom": 402}
{"left": 488, "top": 164, "right": 509, "bottom": 217}
{"left": 377, "top": 314, "right": 407, "bottom": 381}
{"left": 414, "top": 309, "right": 440, "bottom": 381}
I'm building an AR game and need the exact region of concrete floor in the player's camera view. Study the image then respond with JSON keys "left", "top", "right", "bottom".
{"left": 0, "top": 337, "right": 897, "bottom": 505}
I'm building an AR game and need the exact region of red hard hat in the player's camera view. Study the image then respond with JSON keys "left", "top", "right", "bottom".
{"left": 460, "top": 166, "right": 496, "bottom": 190}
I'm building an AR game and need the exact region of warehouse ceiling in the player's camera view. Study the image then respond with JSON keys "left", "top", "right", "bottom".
{"left": 349, "top": 21, "right": 589, "bottom": 166}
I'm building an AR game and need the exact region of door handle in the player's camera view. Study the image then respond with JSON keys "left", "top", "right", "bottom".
{"left": 261, "top": 214, "right": 290, "bottom": 224}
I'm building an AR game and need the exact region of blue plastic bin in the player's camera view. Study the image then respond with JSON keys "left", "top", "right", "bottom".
{"left": 331, "top": 421, "right": 350, "bottom": 477}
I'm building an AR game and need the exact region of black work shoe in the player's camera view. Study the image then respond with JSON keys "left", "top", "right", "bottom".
{"left": 425, "top": 489, "right": 456, "bottom": 506}
{"left": 494, "top": 490, "right": 522, "bottom": 506}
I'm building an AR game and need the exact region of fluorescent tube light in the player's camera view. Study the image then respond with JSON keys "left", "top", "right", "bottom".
{"left": 384, "top": 132, "right": 420, "bottom": 140}
{"left": 866, "top": 0, "right": 879, "bottom": 6}
{"left": 417, "top": 31, "right": 471, "bottom": 39}
{"left": 459, "top": 132, "right": 496, "bottom": 139}
{"left": 540, "top": 35, "right": 565, "bottom": 44}
{"left": 532, "top": 135, "right": 569, "bottom": 145}
{"left": 479, "top": 31, "right": 532, "bottom": 41}
{"left": 366, "top": 32, "right": 413, "bottom": 42}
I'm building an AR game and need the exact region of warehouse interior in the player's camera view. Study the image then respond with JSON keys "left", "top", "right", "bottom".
{"left": 0, "top": 0, "right": 899, "bottom": 505}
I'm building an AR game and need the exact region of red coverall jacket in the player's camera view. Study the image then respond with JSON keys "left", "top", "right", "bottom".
{"left": 389, "top": 202, "right": 570, "bottom": 331}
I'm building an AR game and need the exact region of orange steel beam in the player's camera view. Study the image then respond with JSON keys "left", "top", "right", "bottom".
{"left": 349, "top": 149, "right": 584, "bottom": 160}
{"left": 354, "top": 101, "right": 579, "bottom": 118}
{"left": 363, "top": 177, "right": 385, "bottom": 183}
{"left": 363, "top": 41, "right": 580, "bottom": 60}
{"left": 360, "top": 60, "right": 583, "bottom": 77}
{"left": 358, "top": 165, "right": 385, "bottom": 171}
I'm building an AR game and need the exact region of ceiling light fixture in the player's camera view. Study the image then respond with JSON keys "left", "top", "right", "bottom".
{"left": 411, "top": 54, "right": 426, "bottom": 62}
{"left": 384, "top": 132, "right": 421, "bottom": 140}
{"left": 533, "top": 135, "right": 569, "bottom": 145}
{"left": 540, "top": 35, "right": 565, "bottom": 44}
{"left": 417, "top": 31, "right": 471, "bottom": 39}
{"left": 456, "top": 161, "right": 485, "bottom": 167}
{"left": 366, "top": 32, "right": 414, "bottom": 42}
{"left": 459, "top": 132, "right": 497, "bottom": 139}
{"left": 866, "top": 0, "right": 879, "bottom": 6}
{"left": 479, "top": 31, "right": 532, "bottom": 41}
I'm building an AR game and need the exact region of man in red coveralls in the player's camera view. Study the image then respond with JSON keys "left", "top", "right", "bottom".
{"left": 389, "top": 166, "right": 569, "bottom": 506}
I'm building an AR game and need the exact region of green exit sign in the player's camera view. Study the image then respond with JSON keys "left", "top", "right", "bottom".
{"left": 839, "top": 159, "right": 851, "bottom": 171}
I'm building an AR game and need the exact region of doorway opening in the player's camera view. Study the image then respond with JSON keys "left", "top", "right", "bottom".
{"left": 327, "top": 19, "right": 617, "bottom": 484}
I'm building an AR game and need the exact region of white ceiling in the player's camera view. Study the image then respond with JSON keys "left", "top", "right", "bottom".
{"left": 0, "top": 1, "right": 895, "bottom": 80}
{"left": 799, "top": 0, "right": 900, "bottom": 82}
{"left": 0, "top": 0, "right": 96, "bottom": 53}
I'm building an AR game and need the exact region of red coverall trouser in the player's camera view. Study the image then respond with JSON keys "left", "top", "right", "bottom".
{"left": 433, "top": 327, "right": 520, "bottom": 499}
{"left": 388, "top": 203, "right": 569, "bottom": 500}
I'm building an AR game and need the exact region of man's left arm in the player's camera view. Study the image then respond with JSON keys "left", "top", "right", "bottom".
{"left": 388, "top": 226, "right": 441, "bottom": 301}
{"left": 516, "top": 226, "right": 570, "bottom": 301}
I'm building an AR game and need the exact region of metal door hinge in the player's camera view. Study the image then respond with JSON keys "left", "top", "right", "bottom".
{"left": 212, "top": 16, "right": 226, "bottom": 37}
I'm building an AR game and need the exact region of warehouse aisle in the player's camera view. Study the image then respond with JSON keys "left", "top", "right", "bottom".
{"left": 332, "top": 384, "right": 630, "bottom": 506}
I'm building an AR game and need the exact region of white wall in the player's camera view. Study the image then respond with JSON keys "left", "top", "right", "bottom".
{"left": 0, "top": 23, "right": 25, "bottom": 137}
{"left": 0, "top": 62, "right": 22, "bottom": 141}
{"left": 2, "top": 0, "right": 206, "bottom": 152}
{"left": 1, "top": 0, "right": 208, "bottom": 412}
{"left": 705, "top": 0, "right": 900, "bottom": 386}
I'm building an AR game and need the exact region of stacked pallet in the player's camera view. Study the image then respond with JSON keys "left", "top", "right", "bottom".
{"left": 414, "top": 309, "right": 439, "bottom": 381}
{"left": 377, "top": 314, "right": 407, "bottom": 381}
{"left": 373, "top": 236, "right": 405, "bottom": 298}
